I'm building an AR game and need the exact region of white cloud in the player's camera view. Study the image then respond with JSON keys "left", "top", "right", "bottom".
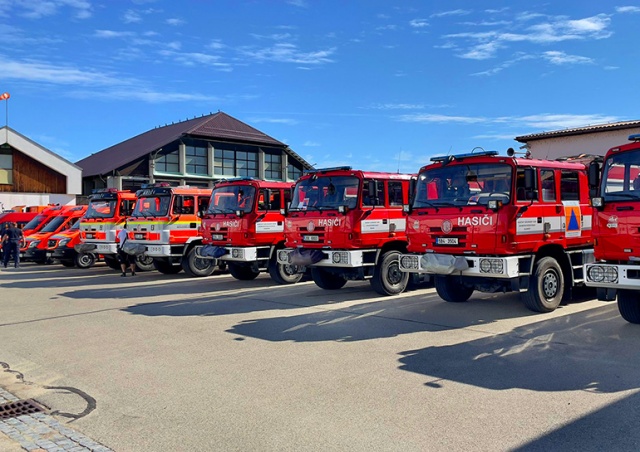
{"left": 250, "top": 117, "right": 298, "bottom": 125}
{"left": 0, "top": 57, "right": 129, "bottom": 86}
{"left": 616, "top": 6, "right": 640, "bottom": 13}
{"left": 123, "top": 10, "right": 142, "bottom": 24}
{"left": 241, "top": 43, "right": 335, "bottom": 65}
{"left": 431, "top": 9, "right": 471, "bottom": 18}
{"left": 166, "top": 18, "right": 185, "bottom": 26}
{"left": 94, "top": 30, "right": 135, "bottom": 39}
{"left": 5, "top": 0, "right": 92, "bottom": 19}
{"left": 398, "top": 114, "right": 486, "bottom": 124}
{"left": 367, "top": 103, "right": 425, "bottom": 110}
{"left": 542, "top": 50, "right": 593, "bottom": 65}
{"left": 409, "top": 19, "right": 429, "bottom": 28}
{"left": 303, "top": 141, "right": 321, "bottom": 147}
{"left": 158, "top": 50, "right": 232, "bottom": 70}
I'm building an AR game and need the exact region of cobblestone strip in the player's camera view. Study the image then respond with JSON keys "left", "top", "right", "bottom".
{"left": 0, "top": 390, "right": 111, "bottom": 452}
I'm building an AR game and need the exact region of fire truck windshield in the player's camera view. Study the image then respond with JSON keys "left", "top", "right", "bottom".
{"left": 41, "top": 215, "right": 68, "bottom": 233}
{"left": 86, "top": 200, "right": 116, "bottom": 219}
{"left": 290, "top": 176, "right": 359, "bottom": 211}
{"left": 414, "top": 163, "right": 512, "bottom": 207}
{"left": 601, "top": 150, "right": 640, "bottom": 201}
{"left": 24, "top": 214, "right": 47, "bottom": 230}
{"left": 207, "top": 186, "right": 256, "bottom": 214}
{"left": 132, "top": 195, "right": 171, "bottom": 217}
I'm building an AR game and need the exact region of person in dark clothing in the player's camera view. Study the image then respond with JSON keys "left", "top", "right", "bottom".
{"left": 2, "top": 222, "right": 25, "bottom": 268}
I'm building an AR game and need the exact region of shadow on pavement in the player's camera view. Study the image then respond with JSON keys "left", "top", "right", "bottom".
{"left": 398, "top": 303, "right": 640, "bottom": 393}
{"left": 515, "top": 390, "right": 640, "bottom": 451}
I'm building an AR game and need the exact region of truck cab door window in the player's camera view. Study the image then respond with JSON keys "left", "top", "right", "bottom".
{"left": 541, "top": 170, "right": 556, "bottom": 202}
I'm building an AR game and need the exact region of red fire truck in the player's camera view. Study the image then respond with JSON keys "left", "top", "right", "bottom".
{"left": 126, "top": 183, "right": 213, "bottom": 275}
{"left": 78, "top": 188, "right": 154, "bottom": 272}
{"left": 398, "top": 149, "right": 594, "bottom": 313}
{"left": 50, "top": 221, "right": 98, "bottom": 268}
{"left": 276, "top": 167, "right": 415, "bottom": 295}
{"left": 198, "top": 178, "right": 299, "bottom": 283}
{"left": 585, "top": 134, "right": 640, "bottom": 323}
{"left": 23, "top": 205, "right": 88, "bottom": 264}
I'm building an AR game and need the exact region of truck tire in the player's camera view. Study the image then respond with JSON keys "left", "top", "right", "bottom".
{"left": 434, "top": 275, "right": 474, "bottom": 302}
{"left": 311, "top": 267, "right": 347, "bottom": 290}
{"left": 617, "top": 289, "right": 640, "bottom": 324}
{"left": 153, "top": 258, "right": 182, "bottom": 274}
{"left": 268, "top": 255, "right": 303, "bottom": 285}
{"left": 228, "top": 263, "right": 260, "bottom": 280}
{"left": 522, "top": 256, "right": 564, "bottom": 313}
{"left": 181, "top": 247, "right": 216, "bottom": 277}
{"left": 371, "top": 250, "right": 409, "bottom": 296}
{"left": 135, "top": 254, "right": 155, "bottom": 272}
{"left": 104, "top": 255, "right": 120, "bottom": 270}
{"left": 75, "top": 252, "right": 96, "bottom": 269}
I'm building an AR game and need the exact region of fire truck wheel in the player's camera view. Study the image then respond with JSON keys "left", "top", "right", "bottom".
{"left": 228, "top": 263, "right": 260, "bottom": 280}
{"left": 60, "top": 260, "right": 76, "bottom": 268}
{"left": 104, "top": 255, "right": 121, "bottom": 270}
{"left": 268, "top": 257, "right": 303, "bottom": 285}
{"left": 135, "top": 255, "right": 155, "bottom": 272}
{"left": 75, "top": 252, "right": 96, "bottom": 269}
{"left": 617, "top": 290, "right": 640, "bottom": 324}
{"left": 522, "top": 256, "right": 564, "bottom": 313}
{"left": 371, "top": 250, "right": 409, "bottom": 296}
{"left": 311, "top": 268, "right": 347, "bottom": 290}
{"left": 434, "top": 275, "right": 474, "bottom": 302}
{"left": 182, "top": 247, "right": 216, "bottom": 277}
{"left": 153, "top": 259, "right": 183, "bottom": 274}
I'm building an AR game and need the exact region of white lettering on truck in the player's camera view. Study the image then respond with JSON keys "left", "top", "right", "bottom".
{"left": 457, "top": 216, "right": 493, "bottom": 227}
{"left": 317, "top": 218, "right": 341, "bottom": 227}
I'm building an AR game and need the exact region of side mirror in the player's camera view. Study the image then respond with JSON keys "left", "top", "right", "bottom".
{"left": 524, "top": 168, "right": 535, "bottom": 191}
{"left": 367, "top": 180, "right": 381, "bottom": 205}
{"left": 235, "top": 210, "right": 243, "bottom": 218}
{"left": 588, "top": 161, "right": 600, "bottom": 194}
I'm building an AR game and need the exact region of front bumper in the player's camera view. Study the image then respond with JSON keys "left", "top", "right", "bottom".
{"left": 277, "top": 248, "right": 369, "bottom": 268}
{"left": 52, "top": 248, "right": 76, "bottom": 260}
{"left": 584, "top": 262, "right": 640, "bottom": 290}
{"left": 79, "top": 242, "right": 117, "bottom": 255}
{"left": 24, "top": 248, "right": 49, "bottom": 262}
{"left": 398, "top": 252, "right": 522, "bottom": 279}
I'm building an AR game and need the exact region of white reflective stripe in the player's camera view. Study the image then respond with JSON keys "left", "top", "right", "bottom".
{"left": 256, "top": 221, "right": 283, "bottom": 233}
{"left": 582, "top": 214, "right": 592, "bottom": 231}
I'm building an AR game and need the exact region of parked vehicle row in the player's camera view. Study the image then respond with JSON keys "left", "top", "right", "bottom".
{"left": 11, "top": 137, "right": 640, "bottom": 324}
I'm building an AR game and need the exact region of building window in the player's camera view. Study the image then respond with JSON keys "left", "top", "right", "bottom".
{"left": 186, "top": 145, "right": 208, "bottom": 175}
{"left": 287, "top": 162, "right": 302, "bottom": 181}
{"left": 214, "top": 149, "right": 258, "bottom": 177}
{"left": 156, "top": 150, "right": 179, "bottom": 173}
{"left": 265, "top": 153, "right": 282, "bottom": 180}
{"left": 0, "top": 149, "right": 12, "bottom": 184}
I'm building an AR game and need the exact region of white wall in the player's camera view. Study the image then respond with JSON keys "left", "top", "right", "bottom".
{"left": 0, "top": 193, "right": 76, "bottom": 211}
{"left": 528, "top": 128, "right": 640, "bottom": 160}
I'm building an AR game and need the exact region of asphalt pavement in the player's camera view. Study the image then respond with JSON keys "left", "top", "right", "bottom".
{"left": 1, "top": 262, "right": 640, "bottom": 451}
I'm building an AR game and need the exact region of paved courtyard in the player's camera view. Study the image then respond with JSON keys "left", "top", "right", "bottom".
{"left": 1, "top": 263, "right": 640, "bottom": 451}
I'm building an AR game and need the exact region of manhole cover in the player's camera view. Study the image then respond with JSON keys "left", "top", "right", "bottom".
{"left": 0, "top": 399, "right": 47, "bottom": 419}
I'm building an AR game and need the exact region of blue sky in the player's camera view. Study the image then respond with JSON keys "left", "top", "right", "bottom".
{"left": 1, "top": 0, "right": 638, "bottom": 174}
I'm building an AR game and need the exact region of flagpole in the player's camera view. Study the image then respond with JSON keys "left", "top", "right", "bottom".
{"left": 0, "top": 92, "right": 9, "bottom": 146}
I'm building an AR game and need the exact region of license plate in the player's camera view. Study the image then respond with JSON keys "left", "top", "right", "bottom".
{"left": 135, "top": 233, "right": 144, "bottom": 239}
{"left": 97, "top": 244, "right": 110, "bottom": 251}
{"left": 303, "top": 235, "right": 319, "bottom": 242}
{"left": 436, "top": 237, "right": 459, "bottom": 245}
{"left": 147, "top": 246, "right": 163, "bottom": 253}
{"left": 211, "top": 234, "right": 224, "bottom": 241}
{"left": 86, "top": 233, "right": 94, "bottom": 239}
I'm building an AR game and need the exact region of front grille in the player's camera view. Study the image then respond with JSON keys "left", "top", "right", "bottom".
{"left": 0, "top": 399, "right": 47, "bottom": 420}
{"left": 296, "top": 226, "right": 326, "bottom": 243}
{"left": 209, "top": 225, "right": 229, "bottom": 241}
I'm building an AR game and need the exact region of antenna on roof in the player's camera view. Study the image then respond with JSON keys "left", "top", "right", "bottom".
{"left": 397, "top": 148, "right": 402, "bottom": 174}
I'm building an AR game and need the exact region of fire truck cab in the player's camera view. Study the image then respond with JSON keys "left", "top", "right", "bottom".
{"left": 277, "top": 167, "right": 415, "bottom": 295}
{"left": 398, "top": 149, "right": 594, "bottom": 313}
{"left": 198, "top": 178, "right": 299, "bottom": 283}
{"left": 585, "top": 134, "right": 640, "bottom": 323}
{"left": 23, "top": 205, "right": 88, "bottom": 264}
{"left": 78, "top": 188, "right": 154, "bottom": 271}
{"left": 126, "top": 183, "right": 214, "bottom": 276}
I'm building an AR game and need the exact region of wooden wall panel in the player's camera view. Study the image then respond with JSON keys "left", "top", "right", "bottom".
{"left": 0, "top": 149, "right": 66, "bottom": 193}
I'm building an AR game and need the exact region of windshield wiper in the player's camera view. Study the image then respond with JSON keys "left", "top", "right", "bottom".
{"left": 605, "top": 192, "right": 640, "bottom": 199}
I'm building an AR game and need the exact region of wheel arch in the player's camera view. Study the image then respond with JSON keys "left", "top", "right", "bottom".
{"left": 534, "top": 244, "right": 573, "bottom": 290}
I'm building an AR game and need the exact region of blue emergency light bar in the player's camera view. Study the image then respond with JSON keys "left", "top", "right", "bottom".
{"left": 629, "top": 134, "right": 640, "bottom": 142}
{"left": 431, "top": 150, "right": 498, "bottom": 163}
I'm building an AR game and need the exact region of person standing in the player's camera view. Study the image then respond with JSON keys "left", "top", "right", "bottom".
{"left": 117, "top": 223, "right": 136, "bottom": 277}
{"left": 2, "top": 222, "right": 24, "bottom": 268}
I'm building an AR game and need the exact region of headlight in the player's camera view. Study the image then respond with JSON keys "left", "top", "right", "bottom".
{"left": 400, "top": 255, "right": 419, "bottom": 269}
{"left": 587, "top": 265, "right": 617, "bottom": 283}
{"left": 231, "top": 248, "right": 244, "bottom": 259}
{"left": 28, "top": 240, "right": 40, "bottom": 248}
{"left": 277, "top": 250, "right": 290, "bottom": 263}
{"left": 331, "top": 251, "right": 349, "bottom": 264}
{"left": 479, "top": 258, "right": 504, "bottom": 274}
{"left": 59, "top": 238, "right": 71, "bottom": 247}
